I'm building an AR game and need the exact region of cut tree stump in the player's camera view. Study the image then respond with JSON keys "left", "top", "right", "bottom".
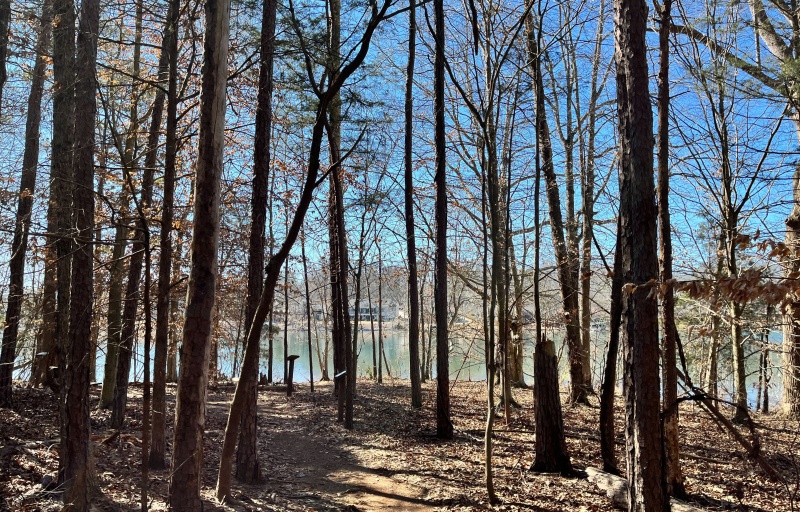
{"left": 585, "top": 467, "right": 706, "bottom": 511}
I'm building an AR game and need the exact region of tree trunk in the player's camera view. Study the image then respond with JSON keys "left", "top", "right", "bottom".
{"left": 51, "top": 0, "right": 77, "bottom": 426}
{"left": 615, "top": 0, "right": 667, "bottom": 508}
{"left": 580, "top": 0, "right": 605, "bottom": 395}
{"left": 657, "top": 0, "right": 685, "bottom": 496}
{"left": 235, "top": 0, "right": 275, "bottom": 481}
{"left": 149, "top": 0, "right": 179, "bottom": 468}
{"left": 530, "top": 5, "right": 571, "bottom": 475}
{"left": 0, "top": 0, "right": 52, "bottom": 406}
{"left": 51, "top": 0, "right": 76, "bottom": 489}
{"left": 0, "top": 0, "right": 10, "bottom": 113}
{"left": 168, "top": 0, "right": 230, "bottom": 507}
{"left": 110, "top": 0, "right": 151, "bottom": 429}
{"left": 302, "top": 229, "right": 314, "bottom": 391}
{"left": 708, "top": 230, "right": 725, "bottom": 399}
{"left": 100, "top": 220, "right": 129, "bottom": 409}
{"left": 434, "top": 0, "right": 452, "bottom": 440}
{"left": 62, "top": 0, "right": 100, "bottom": 505}
{"left": 166, "top": 236, "right": 182, "bottom": 383}
{"left": 784, "top": 153, "right": 800, "bottom": 418}
{"left": 525, "top": 7, "right": 586, "bottom": 405}
{"left": 532, "top": 337, "right": 572, "bottom": 473}
{"left": 404, "top": 0, "right": 422, "bottom": 409}
{"left": 600, "top": 225, "right": 623, "bottom": 475}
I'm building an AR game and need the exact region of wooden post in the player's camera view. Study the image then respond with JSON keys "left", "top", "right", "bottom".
{"left": 287, "top": 355, "right": 300, "bottom": 396}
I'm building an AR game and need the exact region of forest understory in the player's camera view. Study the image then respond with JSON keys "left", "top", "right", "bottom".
{"left": 1, "top": 380, "right": 796, "bottom": 512}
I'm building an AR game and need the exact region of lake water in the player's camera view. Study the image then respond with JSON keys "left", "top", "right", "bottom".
{"left": 80, "top": 326, "right": 784, "bottom": 410}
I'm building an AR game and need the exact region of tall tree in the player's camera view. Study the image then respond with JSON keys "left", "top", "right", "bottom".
{"left": 656, "top": 0, "right": 685, "bottom": 497}
{"left": 434, "top": 0, "right": 452, "bottom": 440}
{"left": 149, "top": 0, "right": 181, "bottom": 469}
{"left": 0, "top": 0, "right": 53, "bottom": 407}
{"left": 235, "top": 0, "right": 276, "bottom": 482}
{"left": 62, "top": 0, "right": 101, "bottom": 504}
{"left": 109, "top": 0, "right": 149, "bottom": 429}
{"left": 404, "top": 0, "right": 422, "bottom": 409}
{"left": 326, "top": 0, "right": 355, "bottom": 429}
{"left": 51, "top": 0, "right": 77, "bottom": 409}
{"left": 615, "top": 0, "right": 666, "bottom": 509}
{"left": 168, "top": 0, "right": 230, "bottom": 507}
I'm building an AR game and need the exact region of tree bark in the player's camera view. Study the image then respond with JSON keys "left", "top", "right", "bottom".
{"left": 168, "top": 0, "right": 230, "bottom": 507}
{"left": 62, "top": 0, "right": 100, "bottom": 505}
{"left": 235, "top": 0, "right": 276, "bottom": 482}
{"left": 148, "top": 0, "right": 179, "bottom": 468}
{"left": 434, "top": 0, "right": 452, "bottom": 440}
{"left": 532, "top": 337, "right": 572, "bottom": 473}
{"left": 615, "top": 0, "right": 667, "bottom": 508}
{"left": 656, "top": 0, "right": 685, "bottom": 496}
{"left": 404, "top": 0, "right": 422, "bottom": 409}
{"left": 0, "top": 0, "right": 52, "bottom": 406}
{"left": 600, "top": 225, "right": 623, "bottom": 475}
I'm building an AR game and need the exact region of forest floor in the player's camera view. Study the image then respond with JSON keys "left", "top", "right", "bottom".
{"left": 1, "top": 378, "right": 799, "bottom": 511}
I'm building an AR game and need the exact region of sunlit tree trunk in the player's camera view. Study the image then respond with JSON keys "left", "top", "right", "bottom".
{"left": 615, "top": 0, "right": 666, "bottom": 508}
{"left": 62, "top": 0, "right": 100, "bottom": 505}
{"left": 527, "top": 7, "right": 586, "bottom": 405}
{"left": 656, "top": 0, "right": 685, "bottom": 496}
{"left": 528, "top": 4, "right": 572, "bottom": 474}
{"left": 235, "top": 0, "right": 276, "bottom": 482}
{"left": 168, "top": 0, "right": 230, "bottom": 507}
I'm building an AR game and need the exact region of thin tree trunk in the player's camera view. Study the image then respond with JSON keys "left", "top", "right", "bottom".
{"left": 600, "top": 226, "right": 623, "bottom": 474}
{"left": 656, "top": 0, "right": 684, "bottom": 497}
{"left": 404, "top": 0, "right": 422, "bottom": 408}
{"left": 302, "top": 229, "right": 314, "bottom": 391}
{"left": 708, "top": 231, "right": 725, "bottom": 399}
{"left": 168, "top": 0, "right": 230, "bottom": 506}
{"left": 110, "top": 0, "right": 150, "bottom": 428}
{"left": 0, "top": 0, "right": 10, "bottom": 113}
{"left": 0, "top": 0, "right": 52, "bottom": 406}
{"left": 100, "top": 219, "right": 128, "bottom": 409}
{"left": 580, "top": 0, "right": 605, "bottom": 393}
{"left": 166, "top": 238, "right": 182, "bottom": 383}
{"left": 149, "top": 0, "right": 179, "bottom": 467}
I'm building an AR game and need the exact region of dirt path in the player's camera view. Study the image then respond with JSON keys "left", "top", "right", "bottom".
{"left": 254, "top": 390, "right": 434, "bottom": 512}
